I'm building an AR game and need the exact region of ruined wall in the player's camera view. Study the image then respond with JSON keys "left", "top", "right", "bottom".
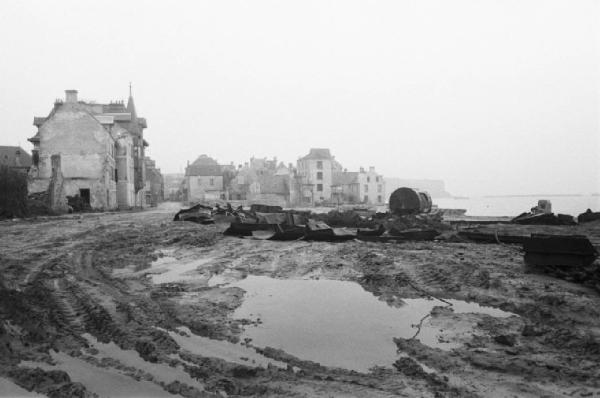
{"left": 29, "top": 104, "right": 117, "bottom": 210}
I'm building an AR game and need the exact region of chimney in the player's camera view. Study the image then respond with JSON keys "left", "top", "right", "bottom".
{"left": 15, "top": 149, "right": 21, "bottom": 167}
{"left": 369, "top": 166, "right": 375, "bottom": 173}
{"left": 65, "top": 90, "right": 78, "bottom": 103}
{"left": 359, "top": 167, "right": 365, "bottom": 173}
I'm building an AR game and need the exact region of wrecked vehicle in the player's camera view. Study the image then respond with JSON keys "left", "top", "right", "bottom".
{"left": 512, "top": 212, "right": 576, "bottom": 226}
{"left": 578, "top": 209, "right": 600, "bottom": 223}
{"left": 523, "top": 234, "right": 600, "bottom": 290}
{"left": 173, "top": 204, "right": 215, "bottom": 224}
{"left": 523, "top": 234, "right": 598, "bottom": 268}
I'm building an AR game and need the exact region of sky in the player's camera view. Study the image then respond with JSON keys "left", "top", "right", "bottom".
{"left": 0, "top": 0, "right": 598, "bottom": 196}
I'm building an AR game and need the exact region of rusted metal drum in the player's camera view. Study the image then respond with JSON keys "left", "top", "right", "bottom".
{"left": 389, "top": 187, "right": 432, "bottom": 215}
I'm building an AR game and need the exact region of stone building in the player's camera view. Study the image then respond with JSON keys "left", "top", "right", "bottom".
{"left": 28, "top": 89, "right": 149, "bottom": 211}
{"left": 184, "top": 155, "right": 226, "bottom": 203}
{"left": 144, "top": 157, "right": 164, "bottom": 207}
{"left": 295, "top": 148, "right": 342, "bottom": 205}
{"left": 332, "top": 166, "right": 385, "bottom": 205}
{"left": 228, "top": 157, "right": 293, "bottom": 206}
{"left": 0, "top": 146, "right": 32, "bottom": 174}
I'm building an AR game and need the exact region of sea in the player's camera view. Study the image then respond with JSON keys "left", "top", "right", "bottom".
{"left": 434, "top": 195, "right": 600, "bottom": 217}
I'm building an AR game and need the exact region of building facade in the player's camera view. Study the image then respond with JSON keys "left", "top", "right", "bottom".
{"left": 184, "top": 155, "right": 225, "bottom": 203}
{"left": 28, "top": 89, "right": 149, "bottom": 211}
{"left": 144, "top": 157, "right": 164, "bottom": 207}
{"left": 295, "top": 148, "right": 341, "bottom": 205}
{"left": 332, "top": 166, "right": 385, "bottom": 205}
{"left": 0, "top": 146, "right": 32, "bottom": 174}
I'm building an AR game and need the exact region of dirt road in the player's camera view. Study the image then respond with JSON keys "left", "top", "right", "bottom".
{"left": 1, "top": 203, "right": 599, "bottom": 397}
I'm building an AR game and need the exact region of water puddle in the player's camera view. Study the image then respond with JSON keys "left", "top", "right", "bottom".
{"left": 163, "top": 326, "right": 287, "bottom": 369}
{"left": 20, "top": 351, "right": 179, "bottom": 398}
{"left": 148, "top": 256, "right": 211, "bottom": 284}
{"left": 82, "top": 333, "right": 203, "bottom": 390}
{"left": 230, "top": 276, "right": 514, "bottom": 372}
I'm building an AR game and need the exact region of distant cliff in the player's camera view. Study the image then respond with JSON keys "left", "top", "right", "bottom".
{"left": 385, "top": 178, "right": 451, "bottom": 199}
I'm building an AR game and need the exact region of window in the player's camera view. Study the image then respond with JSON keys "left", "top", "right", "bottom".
{"left": 364, "top": 195, "right": 368, "bottom": 203}
{"left": 367, "top": 177, "right": 370, "bottom": 183}
{"left": 316, "top": 161, "right": 323, "bottom": 169}
{"left": 364, "top": 184, "right": 368, "bottom": 193}
{"left": 317, "top": 184, "right": 323, "bottom": 192}
{"left": 377, "top": 184, "right": 382, "bottom": 193}
{"left": 32, "top": 150, "right": 39, "bottom": 167}
{"left": 317, "top": 171, "right": 323, "bottom": 180}
{"left": 114, "top": 169, "right": 118, "bottom": 182}
{"left": 210, "top": 178, "right": 214, "bottom": 186}
{"left": 376, "top": 176, "right": 380, "bottom": 182}
{"left": 378, "top": 195, "right": 382, "bottom": 203}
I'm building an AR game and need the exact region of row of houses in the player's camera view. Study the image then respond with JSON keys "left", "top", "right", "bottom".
{"left": 3, "top": 89, "right": 164, "bottom": 212}
{"left": 183, "top": 148, "right": 386, "bottom": 207}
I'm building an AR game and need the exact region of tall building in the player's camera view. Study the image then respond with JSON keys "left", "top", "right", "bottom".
{"left": 28, "top": 89, "right": 149, "bottom": 211}
{"left": 296, "top": 148, "right": 341, "bottom": 205}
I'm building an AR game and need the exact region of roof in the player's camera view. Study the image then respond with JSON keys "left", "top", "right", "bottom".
{"left": 0, "top": 146, "right": 32, "bottom": 169}
{"left": 186, "top": 164, "right": 222, "bottom": 176}
{"left": 332, "top": 171, "right": 359, "bottom": 186}
{"left": 186, "top": 155, "right": 222, "bottom": 176}
{"left": 299, "top": 148, "right": 332, "bottom": 160}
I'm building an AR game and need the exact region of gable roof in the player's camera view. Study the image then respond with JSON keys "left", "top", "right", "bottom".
{"left": 299, "top": 148, "right": 332, "bottom": 160}
{"left": 0, "top": 146, "right": 32, "bottom": 169}
{"left": 186, "top": 155, "right": 222, "bottom": 176}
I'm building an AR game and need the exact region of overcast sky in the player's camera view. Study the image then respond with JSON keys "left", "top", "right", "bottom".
{"left": 0, "top": 0, "right": 598, "bottom": 196}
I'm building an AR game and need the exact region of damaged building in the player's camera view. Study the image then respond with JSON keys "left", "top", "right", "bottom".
{"left": 332, "top": 166, "right": 386, "bottom": 205}
{"left": 228, "top": 157, "right": 295, "bottom": 207}
{"left": 28, "top": 89, "right": 150, "bottom": 211}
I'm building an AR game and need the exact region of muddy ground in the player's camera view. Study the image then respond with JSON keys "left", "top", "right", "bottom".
{"left": 1, "top": 202, "right": 600, "bottom": 397}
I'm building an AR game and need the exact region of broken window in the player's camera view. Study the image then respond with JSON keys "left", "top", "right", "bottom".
{"left": 79, "top": 189, "right": 90, "bottom": 205}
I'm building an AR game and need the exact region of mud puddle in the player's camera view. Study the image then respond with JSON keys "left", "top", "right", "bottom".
{"left": 163, "top": 326, "right": 288, "bottom": 369}
{"left": 0, "top": 377, "right": 45, "bottom": 397}
{"left": 20, "top": 351, "right": 179, "bottom": 398}
{"left": 82, "top": 333, "right": 204, "bottom": 390}
{"left": 147, "top": 254, "right": 212, "bottom": 284}
{"left": 231, "top": 276, "right": 514, "bottom": 372}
